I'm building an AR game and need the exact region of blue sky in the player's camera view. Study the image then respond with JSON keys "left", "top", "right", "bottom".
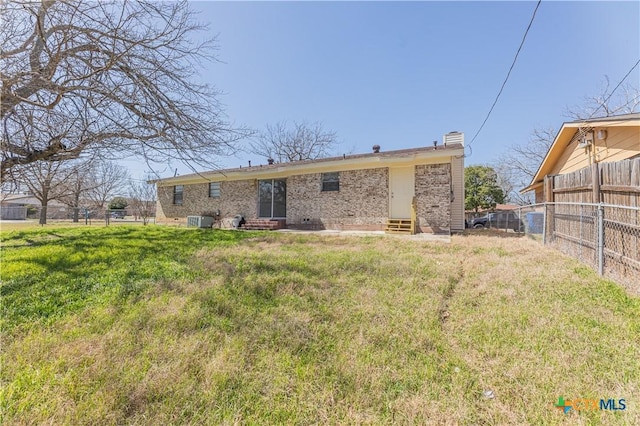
{"left": 129, "top": 0, "right": 640, "bottom": 179}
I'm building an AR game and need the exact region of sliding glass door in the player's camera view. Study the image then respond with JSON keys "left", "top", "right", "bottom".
{"left": 258, "top": 179, "right": 286, "bottom": 218}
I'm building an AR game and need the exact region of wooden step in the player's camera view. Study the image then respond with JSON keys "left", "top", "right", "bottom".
{"left": 385, "top": 218, "right": 414, "bottom": 234}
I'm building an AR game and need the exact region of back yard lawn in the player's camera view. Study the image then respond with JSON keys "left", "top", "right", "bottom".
{"left": 1, "top": 226, "right": 638, "bottom": 425}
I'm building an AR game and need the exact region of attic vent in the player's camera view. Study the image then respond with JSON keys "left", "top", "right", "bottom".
{"left": 443, "top": 131, "right": 464, "bottom": 146}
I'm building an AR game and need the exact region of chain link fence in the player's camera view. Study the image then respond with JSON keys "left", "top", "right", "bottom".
{"left": 514, "top": 202, "right": 639, "bottom": 292}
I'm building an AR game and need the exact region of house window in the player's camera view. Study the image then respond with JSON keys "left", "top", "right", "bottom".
{"left": 173, "top": 185, "right": 184, "bottom": 205}
{"left": 209, "top": 182, "right": 221, "bottom": 198}
{"left": 322, "top": 172, "right": 340, "bottom": 192}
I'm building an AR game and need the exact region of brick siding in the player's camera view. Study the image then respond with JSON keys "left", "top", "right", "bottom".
{"left": 156, "top": 164, "right": 451, "bottom": 233}
{"left": 156, "top": 179, "right": 257, "bottom": 226}
{"left": 415, "top": 163, "right": 451, "bottom": 233}
{"left": 287, "top": 168, "right": 388, "bottom": 230}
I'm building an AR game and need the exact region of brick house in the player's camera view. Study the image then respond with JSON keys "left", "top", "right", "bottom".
{"left": 154, "top": 132, "right": 465, "bottom": 234}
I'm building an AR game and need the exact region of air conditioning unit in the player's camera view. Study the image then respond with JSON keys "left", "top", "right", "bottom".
{"left": 187, "top": 216, "right": 214, "bottom": 228}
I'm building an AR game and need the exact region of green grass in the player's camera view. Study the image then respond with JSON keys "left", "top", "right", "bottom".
{"left": 1, "top": 226, "right": 250, "bottom": 330}
{"left": 1, "top": 226, "right": 638, "bottom": 425}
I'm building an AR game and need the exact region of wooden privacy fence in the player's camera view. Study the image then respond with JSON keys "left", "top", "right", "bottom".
{"left": 545, "top": 157, "right": 640, "bottom": 206}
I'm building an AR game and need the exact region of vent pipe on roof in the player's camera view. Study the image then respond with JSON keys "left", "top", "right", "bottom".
{"left": 372, "top": 144, "right": 380, "bottom": 153}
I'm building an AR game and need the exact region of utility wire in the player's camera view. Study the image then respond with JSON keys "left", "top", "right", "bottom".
{"left": 467, "top": 0, "right": 542, "bottom": 152}
{"left": 587, "top": 58, "right": 640, "bottom": 119}
{"left": 568, "top": 58, "right": 640, "bottom": 144}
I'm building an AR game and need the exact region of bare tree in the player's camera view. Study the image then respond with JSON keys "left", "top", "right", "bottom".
{"left": 496, "top": 80, "right": 640, "bottom": 204}
{"left": 566, "top": 78, "right": 640, "bottom": 120}
{"left": 10, "top": 160, "right": 83, "bottom": 224}
{"left": 86, "top": 161, "right": 130, "bottom": 210}
{"left": 492, "top": 161, "right": 515, "bottom": 204}
{"left": 57, "top": 160, "right": 98, "bottom": 222}
{"left": 495, "top": 127, "right": 555, "bottom": 204}
{"left": 251, "top": 121, "right": 338, "bottom": 163}
{"left": 128, "top": 179, "right": 156, "bottom": 225}
{"left": 1, "top": 178, "right": 22, "bottom": 202}
{"left": 1, "top": 0, "right": 248, "bottom": 179}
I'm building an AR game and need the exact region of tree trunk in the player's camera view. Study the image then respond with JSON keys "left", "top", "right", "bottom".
{"left": 72, "top": 193, "right": 80, "bottom": 222}
{"left": 39, "top": 204, "right": 48, "bottom": 225}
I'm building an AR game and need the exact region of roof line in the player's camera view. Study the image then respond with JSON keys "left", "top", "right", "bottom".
{"left": 153, "top": 143, "right": 464, "bottom": 184}
{"left": 523, "top": 113, "right": 640, "bottom": 191}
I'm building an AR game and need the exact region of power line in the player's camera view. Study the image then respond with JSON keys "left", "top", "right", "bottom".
{"left": 467, "top": 0, "right": 542, "bottom": 151}
{"left": 587, "top": 58, "right": 640, "bottom": 119}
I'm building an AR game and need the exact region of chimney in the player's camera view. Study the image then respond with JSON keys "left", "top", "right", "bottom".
{"left": 372, "top": 144, "right": 381, "bottom": 153}
{"left": 267, "top": 158, "right": 274, "bottom": 165}
{"left": 443, "top": 131, "right": 464, "bottom": 147}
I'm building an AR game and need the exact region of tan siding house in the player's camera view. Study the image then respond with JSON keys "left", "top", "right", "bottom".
{"left": 154, "top": 133, "right": 465, "bottom": 234}
{"left": 521, "top": 113, "right": 640, "bottom": 202}
{"left": 450, "top": 155, "right": 465, "bottom": 231}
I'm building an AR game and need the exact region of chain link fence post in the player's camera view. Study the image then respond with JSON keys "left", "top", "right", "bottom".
{"left": 597, "top": 203, "right": 604, "bottom": 276}
{"left": 542, "top": 203, "right": 547, "bottom": 244}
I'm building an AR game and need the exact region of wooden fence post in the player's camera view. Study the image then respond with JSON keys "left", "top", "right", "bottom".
{"left": 544, "top": 175, "right": 554, "bottom": 203}
{"left": 592, "top": 162, "right": 601, "bottom": 204}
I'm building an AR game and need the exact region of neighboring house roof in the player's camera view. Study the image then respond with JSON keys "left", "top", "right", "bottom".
{"left": 1, "top": 194, "right": 65, "bottom": 206}
{"left": 153, "top": 142, "right": 465, "bottom": 186}
{"left": 521, "top": 113, "right": 640, "bottom": 193}
{"left": 1, "top": 194, "right": 40, "bottom": 205}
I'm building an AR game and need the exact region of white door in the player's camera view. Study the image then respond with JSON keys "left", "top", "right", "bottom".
{"left": 389, "top": 167, "right": 415, "bottom": 218}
